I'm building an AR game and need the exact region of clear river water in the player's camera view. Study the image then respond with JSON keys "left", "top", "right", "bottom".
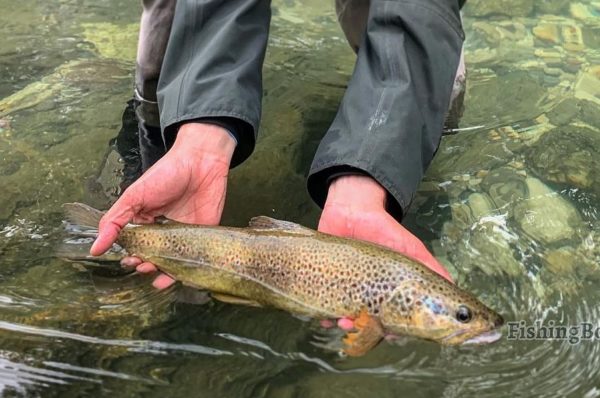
{"left": 0, "top": 0, "right": 599, "bottom": 396}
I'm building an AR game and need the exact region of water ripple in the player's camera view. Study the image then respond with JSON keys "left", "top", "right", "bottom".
{"left": 0, "top": 321, "right": 233, "bottom": 357}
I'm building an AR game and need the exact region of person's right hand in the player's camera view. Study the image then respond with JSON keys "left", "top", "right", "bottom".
{"left": 90, "top": 122, "right": 236, "bottom": 289}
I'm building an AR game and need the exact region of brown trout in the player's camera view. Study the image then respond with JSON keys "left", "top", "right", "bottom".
{"left": 64, "top": 203, "right": 504, "bottom": 355}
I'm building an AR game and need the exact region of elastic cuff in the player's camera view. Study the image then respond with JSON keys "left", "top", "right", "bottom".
{"left": 134, "top": 88, "right": 160, "bottom": 128}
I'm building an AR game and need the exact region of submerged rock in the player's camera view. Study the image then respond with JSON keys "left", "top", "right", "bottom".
{"left": 570, "top": 3, "right": 600, "bottom": 24}
{"left": 561, "top": 24, "right": 586, "bottom": 52}
{"left": 527, "top": 125, "right": 600, "bottom": 195}
{"left": 513, "top": 177, "right": 583, "bottom": 245}
{"left": 481, "top": 166, "right": 528, "bottom": 213}
{"left": 533, "top": 23, "right": 561, "bottom": 44}
{"left": 472, "top": 20, "right": 530, "bottom": 46}
{"left": 574, "top": 66, "right": 600, "bottom": 105}
{"left": 461, "top": 70, "right": 547, "bottom": 127}
{"left": 543, "top": 246, "right": 581, "bottom": 275}
{"left": 0, "top": 59, "right": 130, "bottom": 117}
{"left": 535, "top": 0, "right": 568, "bottom": 15}
{"left": 449, "top": 192, "right": 496, "bottom": 229}
{"left": 445, "top": 216, "right": 523, "bottom": 277}
{"left": 81, "top": 22, "right": 138, "bottom": 62}
{"left": 464, "top": 0, "right": 534, "bottom": 17}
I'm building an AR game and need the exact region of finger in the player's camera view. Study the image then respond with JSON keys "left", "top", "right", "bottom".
{"left": 120, "top": 256, "right": 142, "bottom": 268}
{"left": 132, "top": 214, "right": 155, "bottom": 224}
{"left": 152, "top": 274, "right": 176, "bottom": 290}
{"left": 136, "top": 262, "right": 158, "bottom": 273}
{"left": 90, "top": 192, "right": 138, "bottom": 256}
{"left": 337, "top": 317, "right": 355, "bottom": 331}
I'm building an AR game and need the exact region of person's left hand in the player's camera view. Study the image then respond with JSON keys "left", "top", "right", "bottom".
{"left": 317, "top": 174, "right": 453, "bottom": 330}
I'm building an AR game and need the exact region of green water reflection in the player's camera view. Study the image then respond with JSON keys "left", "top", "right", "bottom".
{"left": 0, "top": 0, "right": 599, "bottom": 396}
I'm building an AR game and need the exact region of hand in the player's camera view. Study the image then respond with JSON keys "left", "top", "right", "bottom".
{"left": 318, "top": 175, "right": 452, "bottom": 280}
{"left": 317, "top": 175, "right": 452, "bottom": 331}
{"left": 91, "top": 122, "right": 235, "bottom": 289}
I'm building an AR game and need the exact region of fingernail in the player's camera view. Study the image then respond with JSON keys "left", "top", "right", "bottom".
{"left": 136, "top": 263, "right": 156, "bottom": 273}
{"left": 337, "top": 318, "right": 354, "bottom": 331}
{"left": 90, "top": 240, "right": 100, "bottom": 256}
{"left": 153, "top": 275, "right": 176, "bottom": 290}
{"left": 121, "top": 257, "right": 142, "bottom": 267}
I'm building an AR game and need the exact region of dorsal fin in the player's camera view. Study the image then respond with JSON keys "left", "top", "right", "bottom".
{"left": 248, "top": 216, "right": 315, "bottom": 236}
{"left": 155, "top": 216, "right": 183, "bottom": 225}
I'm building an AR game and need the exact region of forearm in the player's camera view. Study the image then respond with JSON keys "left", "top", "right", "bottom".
{"left": 308, "top": 0, "right": 464, "bottom": 220}
{"left": 157, "top": 0, "right": 271, "bottom": 167}
{"left": 325, "top": 175, "right": 386, "bottom": 212}
{"left": 172, "top": 123, "right": 236, "bottom": 164}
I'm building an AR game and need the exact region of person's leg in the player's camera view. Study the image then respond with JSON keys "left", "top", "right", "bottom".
{"left": 136, "top": 0, "right": 176, "bottom": 104}
{"left": 335, "top": 0, "right": 370, "bottom": 53}
{"left": 335, "top": 0, "right": 466, "bottom": 130}
{"left": 445, "top": 45, "right": 466, "bottom": 132}
{"left": 135, "top": 0, "right": 176, "bottom": 170}
{"left": 97, "top": 1, "right": 181, "bottom": 210}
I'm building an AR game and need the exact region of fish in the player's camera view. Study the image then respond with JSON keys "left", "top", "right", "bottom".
{"left": 63, "top": 202, "right": 504, "bottom": 356}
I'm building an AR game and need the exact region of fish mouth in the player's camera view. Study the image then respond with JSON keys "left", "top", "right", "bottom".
{"left": 441, "top": 327, "right": 503, "bottom": 345}
{"left": 461, "top": 330, "right": 502, "bottom": 345}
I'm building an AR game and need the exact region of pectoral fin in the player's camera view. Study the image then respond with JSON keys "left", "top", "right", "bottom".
{"left": 211, "top": 292, "right": 262, "bottom": 307}
{"left": 342, "top": 310, "right": 384, "bottom": 356}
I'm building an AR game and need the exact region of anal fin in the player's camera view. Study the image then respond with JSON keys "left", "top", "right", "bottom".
{"left": 211, "top": 292, "right": 262, "bottom": 307}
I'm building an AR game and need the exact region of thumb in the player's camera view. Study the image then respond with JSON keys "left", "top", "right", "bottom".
{"left": 90, "top": 191, "right": 139, "bottom": 256}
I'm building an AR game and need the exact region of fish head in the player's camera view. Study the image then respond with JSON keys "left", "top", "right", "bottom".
{"left": 379, "top": 279, "right": 504, "bottom": 345}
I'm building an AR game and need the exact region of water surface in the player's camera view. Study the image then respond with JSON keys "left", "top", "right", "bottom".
{"left": 1, "top": 0, "right": 599, "bottom": 396}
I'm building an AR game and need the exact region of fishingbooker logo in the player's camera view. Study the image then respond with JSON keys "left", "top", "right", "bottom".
{"left": 507, "top": 320, "right": 600, "bottom": 344}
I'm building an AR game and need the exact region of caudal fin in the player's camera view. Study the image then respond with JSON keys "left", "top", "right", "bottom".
{"left": 63, "top": 202, "right": 104, "bottom": 229}
{"left": 59, "top": 203, "right": 129, "bottom": 275}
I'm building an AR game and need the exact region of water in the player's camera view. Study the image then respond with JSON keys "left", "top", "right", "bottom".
{"left": 0, "top": 0, "right": 599, "bottom": 396}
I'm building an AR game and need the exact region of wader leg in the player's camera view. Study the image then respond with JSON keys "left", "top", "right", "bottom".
{"left": 135, "top": 0, "right": 176, "bottom": 170}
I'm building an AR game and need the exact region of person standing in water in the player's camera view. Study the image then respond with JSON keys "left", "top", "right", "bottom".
{"left": 91, "top": 0, "right": 467, "bottom": 308}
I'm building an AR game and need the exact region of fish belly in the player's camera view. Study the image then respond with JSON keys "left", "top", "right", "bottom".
{"left": 146, "top": 255, "right": 334, "bottom": 318}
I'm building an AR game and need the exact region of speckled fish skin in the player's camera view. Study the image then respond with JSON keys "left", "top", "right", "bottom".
{"left": 116, "top": 216, "right": 503, "bottom": 346}
{"left": 63, "top": 203, "right": 503, "bottom": 346}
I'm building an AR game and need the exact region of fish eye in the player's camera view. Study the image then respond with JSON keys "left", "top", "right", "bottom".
{"left": 456, "top": 305, "right": 472, "bottom": 323}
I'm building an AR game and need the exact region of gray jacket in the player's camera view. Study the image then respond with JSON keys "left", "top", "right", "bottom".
{"left": 155, "top": 0, "right": 465, "bottom": 220}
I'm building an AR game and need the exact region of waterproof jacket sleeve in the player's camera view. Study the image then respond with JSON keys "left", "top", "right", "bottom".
{"left": 307, "top": 0, "right": 464, "bottom": 220}
{"left": 156, "top": 0, "right": 271, "bottom": 167}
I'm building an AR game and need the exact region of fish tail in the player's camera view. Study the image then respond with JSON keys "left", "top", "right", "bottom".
{"left": 59, "top": 203, "right": 130, "bottom": 275}
{"left": 63, "top": 202, "right": 104, "bottom": 230}
{"left": 56, "top": 240, "right": 132, "bottom": 276}
{"left": 56, "top": 240, "right": 122, "bottom": 262}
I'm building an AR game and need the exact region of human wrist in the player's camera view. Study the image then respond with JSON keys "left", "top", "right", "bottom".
{"left": 324, "top": 175, "right": 387, "bottom": 212}
{"left": 172, "top": 122, "right": 236, "bottom": 162}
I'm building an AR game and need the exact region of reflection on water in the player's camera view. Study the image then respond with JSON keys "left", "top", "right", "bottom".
{"left": 0, "top": 0, "right": 599, "bottom": 396}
